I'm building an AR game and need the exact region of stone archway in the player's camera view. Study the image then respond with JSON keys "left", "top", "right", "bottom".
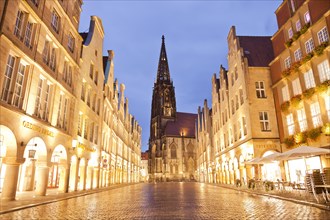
{"left": 49, "top": 145, "right": 67, "bottom": 191}
{"left": 18, "top": 137, "right": 48, "bottom": 196}
{"left": 0, "top": 125, "right": 19, "bottom": 201}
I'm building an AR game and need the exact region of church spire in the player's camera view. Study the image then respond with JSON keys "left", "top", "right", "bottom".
{"left": 157, "top": 35, "right": 170, "bottom": 83}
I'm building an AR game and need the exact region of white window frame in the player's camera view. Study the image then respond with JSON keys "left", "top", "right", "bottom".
{"left": 296, "top": 20, "right": 301, "bottom": 32}
{"left": 310, "top": 102, "right": 323, "bottom": 128}
{"left": 304, "top": 69, "right": 316, "bottom": 89}
{"left": 68, "top": 33, "right": 75, "bottom": 52}
{"left": 286, "top": 114, "right": 295, "bottom": 136}
{"left": 255, "top": 81, "right": 266, "bottom": 98}
{"left": 304, "top": 11, "right": 310, "bottom": 24}
{"left": 14, "top": 10, "right": 24, "bottom": 37}
{"left": 51, "top": 10, "right": 60, "bottom": 33}
{"left": 305, "top": 38, "right": 314, "bottom": 54}
{"left": 292, "top": 78, "right": 302, "bottom": 96}
{"left": 12, "top": 63, "right": 26, "bottom": 108}
{"left": 1, "top": 55, "right": 16, "bottom": 102}
{"left": 325, "top": 95, "right": 330, "bottom": 120}
{"left": 294, "top": 48, "right": 302, "bottom": 62}
{"left": 297, "top": 108, "right": 307, "bottom": 132}
{"left": 259, "top": 111, "right": 270, "bottom": 131}
{"left": 317, "top": 60, "right": 330, "bottom": 83}
{"left": 284, "top": 56, "right": 291, "bottom": 69}
{"left": 288, "top": 28, "right": 293, "bottom": 39}
{"left": 317, "top": 27, "right": 329, "bottom": 44}
{"left": 282, "top": 85, "right": 290, "bottom": 102}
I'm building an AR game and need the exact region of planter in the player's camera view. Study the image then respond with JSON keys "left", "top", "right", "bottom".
{"left": 314, "top": 41, "right": 328, "bottom": 56}
{"left": 315, "top": 80, "right": 330, "bottom": 93}
{"left": 302, "top": 87, "right": 315, "bottom": 100}
{"left": 284, "top": 136, "right": 295, "bottom": 148}
{"left": 322, "top": 123, "right": 330, "bottom": 136}
{"left": 301, "top": 53, "right": 314, "bottom": 64}
{"left": 285, "top": 39, "right": 293, "bottom": 48}
{"left": 290, "top": 94, "right": 302, "bottom": 108}
{"left": 307, "top": 127, "right": 322, "bottom": 141}
{"left": 294, "top": 132, "right": 307, "bottom": 144}
{"left": 300, "top": 22, "right": 310, "bottom": 34}
{"left": 281, "top": 68, "right": 291, "bottom": 78}
{"left": 281, "top": 101, "right": 290, "bottom": 112}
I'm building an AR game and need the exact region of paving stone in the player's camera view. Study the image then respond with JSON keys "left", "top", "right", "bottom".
{"left": 0, "top": 183, "right": 329, "bottom": 219}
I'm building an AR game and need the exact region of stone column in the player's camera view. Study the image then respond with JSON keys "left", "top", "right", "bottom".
{"left": 64, "top": 163, "right": 70, "bottom": 193}
{"left": 1, "top": 162, "right": 20, "bottom": 201}
{"left": 35, "top": 166, "right": 49, "bottom": 196}
{"left": 27, "top": 159, "right": 36, "bottom": 191}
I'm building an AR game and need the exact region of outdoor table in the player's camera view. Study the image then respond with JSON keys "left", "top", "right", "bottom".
{"left": 313, "top": 185, "right": 330, "bottom": 203}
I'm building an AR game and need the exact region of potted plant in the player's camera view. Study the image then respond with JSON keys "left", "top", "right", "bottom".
{"left": 290, "top": 94, "right": 302, "bottom": 108}
{"left": 281, "top": 68, "right": 291, "bottom": 78}
{"left": 302, "top": 87, "right": 315, "bottom": 100}
{"left": 307, "top": 127, "right": 322, "bottom": 141}
{"left": 284, "top": 136, "right": 295, "bottom": 148}
{"left": 248, "top": 179, "right": 255, "bottom": 189}
{"left": 315, "top": 80, "right": 330, "bottom": 93}
{"left": 281, "top": 101, "right": 290, "bottom": 112}
{"left": 314, "top": 41, "right": 329, "bottom": 56}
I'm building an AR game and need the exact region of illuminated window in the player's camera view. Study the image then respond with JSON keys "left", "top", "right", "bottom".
{"left": 1, "top": 55, "right": 16, "bottom": 102}
{"left": 171, "top": 145, "right": 176, "bottom": 158}
{"left": 296, "top": 20, "right": 301, "bottom": 31}
{"left": 294, "top": 48, "right": 302, "bottom": 62}
{"left": 305, "top": 38, "right": 314, "bottom": 54}
{"left": 239, "top": 88, "right": 244, "bottom": 105}
{"left": 282, "top": 85, "right": 290, "bottom": 102}
{"left": 12, "top": 63, "right": 26, "bottom": 108}
{"left": 292, "top": 78, "right": 302, "bottom": 96}
{"left": 304, "top": 69, "right": 315, "bottom": 89}
{"left": 297, "top": 108, "right": 307, "bottom": 132}
{"left": 24, "top": 21, "right": 33, "bottom": 49}
{"left": 325, "top": 96, "right": 330, "bottom": 120}
{"left": 317, "top": 60, "right": 330, "bottom": 83}
{"left": 284, "top": 57, "right": 291, "bottom": 69}
{"left": 77, "top": 113, "right": 82, "bottom": 136}
{"left": 51, "top": 10, "right": 60, "bottom": 33}
{"left": 304, "top": 11, "right": 310, "bottom": 24}
{"left": 242, "top": 116, "right": 247, "bottom": 136}
{"left": 255, "top": 81, "right": 266, "bottom": 98}
{"left": 286, "top": 114, "right": 295, "bottom": 135}
{"left": 310, "top": 102, "right": 323, "bottom": 128}
{"left": 288, "top": 28, "right": 293, "bottom": 39}
{"left": 14, "top": 10, "right": 24, "bottom": 37}
{"left": 68, "top": 33, "right": 75, "bottom": 52}
{"left": 317, "top": 27, "right": 329, "bottom": 44}
{"left": 259, "top": 112, "right": 270, "bottom": 131}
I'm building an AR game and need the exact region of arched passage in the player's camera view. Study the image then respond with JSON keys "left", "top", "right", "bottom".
{"left": 0, "top": 125, "right": 19, "bottom": 200}
{"left": 18, "top": 137, "right": 48, "bottom": 196}
{"left": 48, "top": 145, "right": 67, "bottom": 191}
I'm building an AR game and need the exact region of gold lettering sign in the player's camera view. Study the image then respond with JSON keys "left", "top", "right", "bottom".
{"left": 23, "top": 121, "right": 54, "bottom": 137}
{"left": 78, "top": 142, "right": 96, "bottom": 152}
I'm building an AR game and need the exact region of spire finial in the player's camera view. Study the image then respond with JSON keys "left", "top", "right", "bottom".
{"left": 162, "top": 35, "right": 165, "bottom": 42}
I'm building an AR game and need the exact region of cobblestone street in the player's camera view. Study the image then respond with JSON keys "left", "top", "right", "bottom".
{"left": 1, "top": 183, "right": 329, "bottom": 219}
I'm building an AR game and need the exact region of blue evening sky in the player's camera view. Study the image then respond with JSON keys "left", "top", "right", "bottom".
{"left": 79, "top": 0, "right": 282, "bottom": 152}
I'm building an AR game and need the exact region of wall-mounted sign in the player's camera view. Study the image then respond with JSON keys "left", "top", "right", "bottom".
{"left": 77, "top": 142, "right": 96, "bottom": 152}
{"left": 23, "top": 121, "right": 54, "bottom": 137}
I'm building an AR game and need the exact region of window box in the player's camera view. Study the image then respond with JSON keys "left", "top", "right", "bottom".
{"left": 294, "top": 131, "right": 307, "bottom": 144}
{"left": 285, "top": 39, "right": 293, "bottom": 48}
{"left": 284, "top": 136, "right": 295, "bottom": 148}
{"left": 315, "top": 80, "right": 330, "bottom": 93}
{"left": 281, "top": 68, "right": 291, "bottom": 78}
{"left": 307, "top": 127, "right": 322, "bottom": 141}
{"left": 300, "top": 22, "right": 310, "bottom": 35}
{"left": 290, "top": 94, "right": 302, "bottom": 108}
{"left": 314, "top": 41, "right": 329, "bottom": 56}
{"left": 302, "top": 87, "right": 315, "bottom": 100}
{"left": 281, "top": 101, "right": 291, "bottom": 112}
{"left": 301, "top": 53, "right": 314, "bottom": 64}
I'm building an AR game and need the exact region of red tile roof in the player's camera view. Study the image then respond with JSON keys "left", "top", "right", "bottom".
{"left": 164, "top": 112, "right": 197, "bottom": 137}
{"left": 238, "top": 36, "right": 274, "bottom": 67}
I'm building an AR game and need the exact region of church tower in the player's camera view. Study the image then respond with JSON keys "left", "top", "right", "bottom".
{"left": 149, "top": 35, "right": 176, "bottom": 179}
{"left": 149, "top": 36, "right": 197, "bottom": 182}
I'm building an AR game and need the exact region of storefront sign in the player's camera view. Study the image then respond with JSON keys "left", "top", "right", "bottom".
{"left": 77, "top": 142, "right": 96, "bottom": 152}
{"left": 255, "top": 144, "right": 277, "bottom": 149}
{"left": 23, "top": 121, "right": 54, "bottom": 137}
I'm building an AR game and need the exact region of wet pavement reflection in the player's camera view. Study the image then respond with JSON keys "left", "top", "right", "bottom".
{"left": 1, "top": 182, "right": 329, "bottom": 219}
